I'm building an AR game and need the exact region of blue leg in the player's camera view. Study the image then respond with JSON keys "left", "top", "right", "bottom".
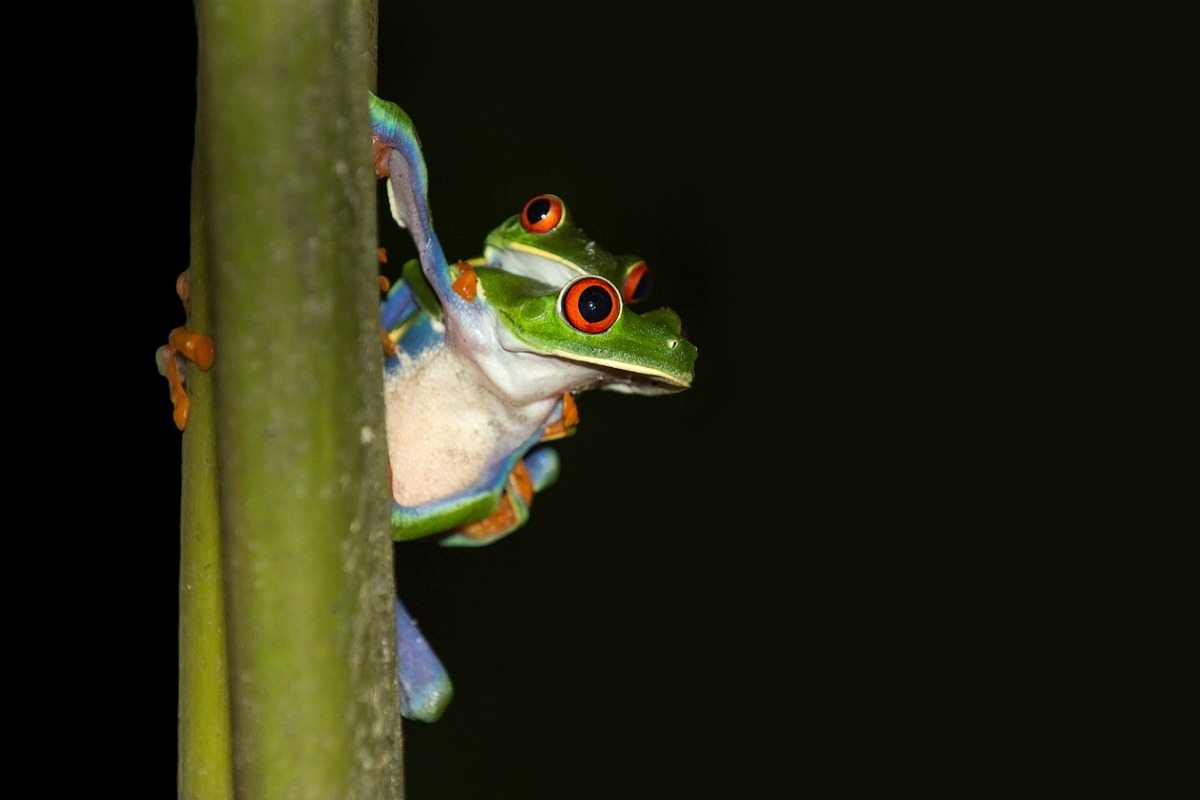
{"left": 395, "top": 597, "right": 453, "bottom": 722}
{"left": 381, "top": 278, "right": 417, "bottom": 332}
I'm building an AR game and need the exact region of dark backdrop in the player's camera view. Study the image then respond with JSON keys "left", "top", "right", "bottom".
{"left": 99, "top": 3, "right": 1183, "bottom": 797}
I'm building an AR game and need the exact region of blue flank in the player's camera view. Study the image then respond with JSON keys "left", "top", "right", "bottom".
{"left": 380, "top": 279, "right": 416, "bottom": 332}
{"left": 384, "top": 313, "right": 444, "bottom": 366}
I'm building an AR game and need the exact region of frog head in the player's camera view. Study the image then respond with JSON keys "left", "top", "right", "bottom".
{"left": 484, "top": 194, "right": 655, "bottom": 308}
{"left": 475, "top": 196, "right": 695, "bottom": 395}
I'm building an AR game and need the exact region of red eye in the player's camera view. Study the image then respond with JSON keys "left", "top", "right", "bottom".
{"left": 521, "top": 194, "right": 564, "bottom": 233}
{"left": 622, "top": 261, "right": 652, "bottom": 304}
{"left": 560, "top": 276, "right": 621, "bottom": 334}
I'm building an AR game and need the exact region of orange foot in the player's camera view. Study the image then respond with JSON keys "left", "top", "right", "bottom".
{"left": 158, "top": 269, "right": 214, "bottom": 431}
{"left": 373, "top": 138, "right": 392, "bottom": 179}
{"left": 451, "top": 260, "right": 478, "bottom": 302}
{"left": 455, "top": 461, "right": 534, "bottom": 542}
{"left": 159, "top": 326, "right": 214, "bottom": 430}
{"left": 541, "top": 393, "right": 579, "bottom": 441}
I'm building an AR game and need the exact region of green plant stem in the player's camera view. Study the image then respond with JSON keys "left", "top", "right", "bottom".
{"left": 178, "top": 156, "right": 234, "bottom": 800}
{"left": 191, "top": 0, "right": 398, "bottom": 797}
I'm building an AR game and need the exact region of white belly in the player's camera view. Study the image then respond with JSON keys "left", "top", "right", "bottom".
{"left": 384, "top": 347, "right": 556, "bottom": 506}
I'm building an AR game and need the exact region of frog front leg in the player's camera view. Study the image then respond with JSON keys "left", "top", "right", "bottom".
{"left": 539, "top": 393, "right": 579, "bottom": 441}
{"left": 155, "top": 269, "right": 214, "bottom": 430}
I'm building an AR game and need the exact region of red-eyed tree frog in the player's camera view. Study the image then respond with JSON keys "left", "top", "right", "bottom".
{"left": 371, "top": 95, "right": 694, "bottom": 550}
{"left": 371, "top": 94, "right": 696, "bottom": 722}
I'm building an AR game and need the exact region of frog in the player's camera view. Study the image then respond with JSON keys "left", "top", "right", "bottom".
{"left": 371, "top": 93, "right": 695, "bottom": 722}
{"left": 370, "top": 93, "right": 696, "bottom": 551}
{"left": 479, "top": 192, "right": 656, "bottom": 310}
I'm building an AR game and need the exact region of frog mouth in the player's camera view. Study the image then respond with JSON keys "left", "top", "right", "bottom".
{"left": 549, "top": 351, "right": 694, "bottom": 394}
{"left": 601, "top": 369, "right": 693, "bottom": 395}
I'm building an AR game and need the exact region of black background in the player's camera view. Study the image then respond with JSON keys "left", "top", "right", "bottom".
{"left": 83, "top": 2, "right": 1186, "bottom": 797}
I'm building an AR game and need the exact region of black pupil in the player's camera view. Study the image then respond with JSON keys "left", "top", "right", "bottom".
{"left": 577, "top": 285, "right": 613, "bottom": 323}
{"left": 526, "top": 198, "right": 552, "bottom": 226}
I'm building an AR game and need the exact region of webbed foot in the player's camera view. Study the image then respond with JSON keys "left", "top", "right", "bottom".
{"left": 156, "top": 270, "right": 213, "bottom": 430}
{"left": 540, "top": 393, "right": 579, "bottom": 441}
{"left": 451, "top": 260, "right": 478, "bottom": 302}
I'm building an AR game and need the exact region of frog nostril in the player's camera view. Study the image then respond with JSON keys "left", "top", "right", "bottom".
{"left": 667, "top": 339, "right": 678, "bottom": 350}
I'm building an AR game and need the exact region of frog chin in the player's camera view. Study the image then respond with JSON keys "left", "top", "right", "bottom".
{"left": 597, "top": 369, "right": 692, "bottom": 395}
{"left": 469, "top": 337, "right": 606, "bottom": 406}
{"left": 476, "top": 324, "right": 689, "bottom": 401}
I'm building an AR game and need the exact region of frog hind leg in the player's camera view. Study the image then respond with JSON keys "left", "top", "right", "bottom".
{"left": 395, "top": 596, "right": 453, "bottom": 722}
{"left": 440, "top": 460, "right": 534, "bottom": 547}
{"left": 156, "top": 270, "right": 214, "bottom": 430}
{"left": 440, "top": 454, "right": 549, "bottom": 547}
{"left": 438, "top": 449, "right": 560, "bottom": 547}
{"left": 381, "top": 272, "right": 417, "bottom": 332}
{"left": 370, "top": 94, "right": 479, "bottom": 329}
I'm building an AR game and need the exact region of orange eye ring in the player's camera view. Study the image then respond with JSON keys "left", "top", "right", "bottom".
{"left": 521, "top": 194, "right": 565, "bottom": 233}
{"left": 560, "top": 276, "right": 621, "bottom": 334}
{"left": 622, "top": 261, "right": 651, "bottom": 304}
